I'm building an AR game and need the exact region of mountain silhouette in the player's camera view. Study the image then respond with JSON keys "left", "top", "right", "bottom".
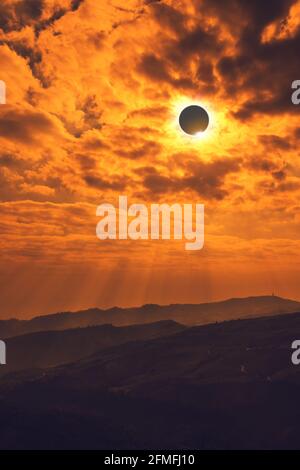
{"left": 1, "top": 295, "right": 299, "bottom": 338}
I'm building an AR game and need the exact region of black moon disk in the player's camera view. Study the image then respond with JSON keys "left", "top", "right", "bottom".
{"left": 179, "top": 105, "right": 209, "bottom": 135}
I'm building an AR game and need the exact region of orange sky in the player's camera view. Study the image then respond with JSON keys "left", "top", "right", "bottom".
{"left": 1, "top": 0, "right": 300, "bottom": 318}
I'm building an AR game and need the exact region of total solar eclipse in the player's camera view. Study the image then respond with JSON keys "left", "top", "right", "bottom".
{"left": 179, "top": 105, "right": 209, "bottom": 135}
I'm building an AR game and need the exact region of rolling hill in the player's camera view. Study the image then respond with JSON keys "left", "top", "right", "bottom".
{"left": 0, "top": 320, "right": 185, "bottom": 378}
{"left": 1, "top": 310, "right": 300, "bottom": 448}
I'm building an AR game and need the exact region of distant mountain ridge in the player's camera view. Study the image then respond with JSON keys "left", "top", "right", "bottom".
{"left": 0, "top": 320, "right": 185, "bottom": 378}
{"left": 0, "top": 295, "right": 299, "bottom": 339}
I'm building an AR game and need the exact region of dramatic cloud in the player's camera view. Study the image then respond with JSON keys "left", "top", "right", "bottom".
{"left": 139, "top": 157, "right": 240, "bottom": 200}
{"left": 0, "top": 107, "right": 58, "bottom": 143}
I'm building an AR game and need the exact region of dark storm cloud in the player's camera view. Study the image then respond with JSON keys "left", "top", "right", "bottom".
{"left": 148, "top": 2, "right": 186, "bottom": 35}
{"left": 138, "top": 157, "right": 240, "bottom": 200}
{"left": 144, "top": 0, "right": 162, "bottom": 5}
{"left": 259, "top": 134, "right": 292, "bottom": 151}
{"left": 0, "top": 153, "right": 26, "bottom": 169}
{"left": 117, "top": 140, "right": 162, "bottom": 160}
{"left": 137, "top": 2, "right": 224, "bottom": 92}
{"left": 84, "top": 175, "right": 127, "bottom": 191}
{"left": 276, "top": 181, "right": 300, "bottom": 192}
{"left": 272, "top": 170, "right": 287, "bottom": 181}
{"left": 175, "top": 26, "right": 223, "bottom": 58}
{"left": 81, "top": 95, "right": 103, "bottom": 132}
{"left": 35, "top": 0, "right": 85, "bottom": 36}
{"left": 163, "top": 26, "right": 224, "bottom": 92}
{"left": 246, "top": 156, "right": 288, "bottom": 181}
{"left": 138, "top": 53, "right": 204, "bottom": 91}
{"left": 0, "top": 0, "right": 86, "bottom": 84}
{"left": 0, "top": 39, "right": 51, "bottom": 87}
{"left": 144, "top": 0, "right": 299, "bottom": 117}
{"left": 0, "top": 0, "right": 43, "bottom": 33}
{"left": 81, "top": 137, "right": 109, "bottom": 151}
{"left": 127, "top": 105, "right": 169, "bottom": 120}
{"left": 34, "top": 8, "right": 69, "bottom": 37}
{"left": 211, "top": 0, "right": 300, "bottom": 119}
{"left": 201, "top": 0, "right": 294, "bottom": 29}
{"left": 257, "top": 178, "right": 300, "bottom": 194}
{"left": 181, "top": 157, "right": 241, "bottom": 199}
{"left": 15, "top": 0, "right": 44, "bottom": 22}
{"left": 0, "top": 0, "right": 86, "bottom": 85}
{"left": 293, "top": 127, "right": 300, "bottom": 140}
{"left": 138, "top": 54, "right": 173, "bottom": 83}
{"left": 0, "top": 0, "right": 85, "bottom": 34}
{"left": 196, "top": 60, "right": 215, "bottom": 83}
{"left": 76, "top": 154, "right": 97, "bottom": 171}
{"left": 136, "top": 167, "right": 172, "bottom": 193}
{"left": 246, "top": 157, "right": 280, "bottom": 173}
{"left": 232, "top": 90, "right": 295, "bottom": 121}
{"left": 71, "top": 0, "right": 85, "bottom": 11}
{"left": 0, "top": 109, "right": 55, "bottom": 144}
